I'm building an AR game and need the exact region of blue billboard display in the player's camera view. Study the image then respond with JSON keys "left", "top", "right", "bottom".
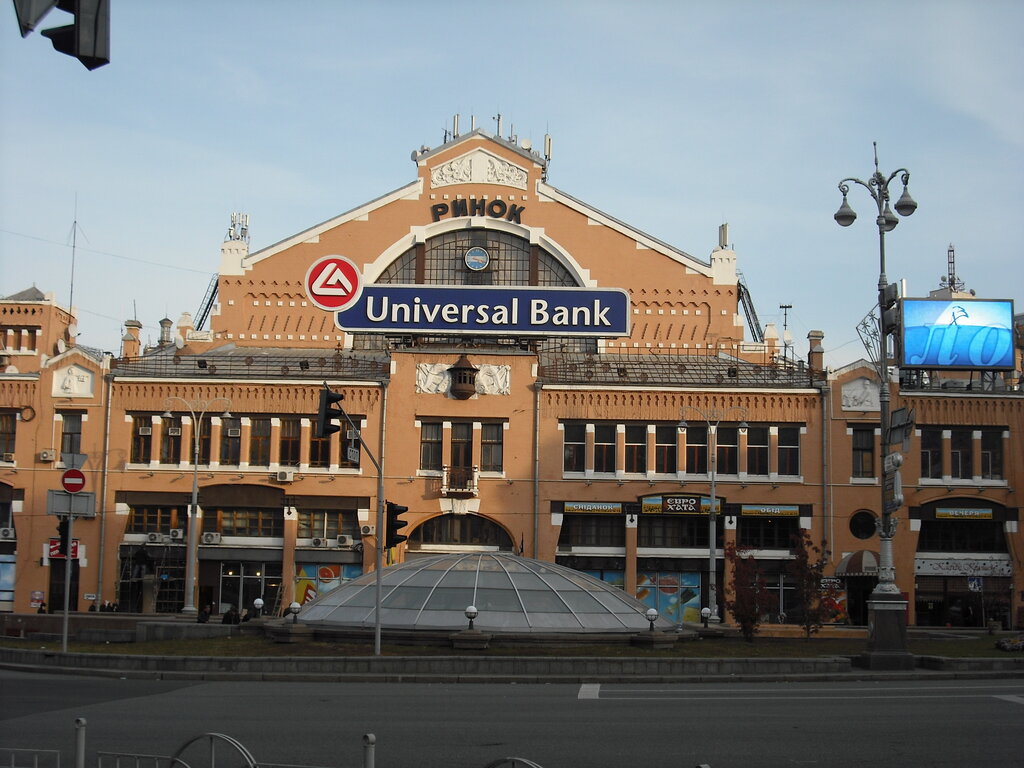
{"left": 900, "top": 298, "right": 1015, "bottom": 370}
{"left": 334, "top": 284, "right": 630, "bottom": 337}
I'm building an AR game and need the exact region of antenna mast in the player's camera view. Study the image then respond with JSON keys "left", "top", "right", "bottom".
{"left": 940, "top": 243, "right": 965, "bottom": 293}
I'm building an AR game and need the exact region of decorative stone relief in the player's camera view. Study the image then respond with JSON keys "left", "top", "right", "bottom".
{"left": 841, "top": 377, "right": 880, "bottom": 411}
{"left": 430, "top": 149, "right": 528, "bottom": 190}
{"left": 415, "top": 363, "right": 511, "bottom": 396}
{"left": 53, "top": 364, "right": 94, "bottom": 398}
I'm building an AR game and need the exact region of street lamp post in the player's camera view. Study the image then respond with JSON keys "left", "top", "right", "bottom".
{"left": 678, "top": 405, "right": 748, "bottom": 622}
{"left": 163, "top": 396, "right": 232, "bottom": 616}
{"left": 834, "top": 142, "right": 917, "bottom": 670}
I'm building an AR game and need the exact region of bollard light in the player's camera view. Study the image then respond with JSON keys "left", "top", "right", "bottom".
{"left": 646, "top": 607, "right": 658, "bottom": 632}
{"left": 253, "top": 597, "right": 264, "bottom": 618}
{"left": 289, "top": 601, "right": 301, "bottom": 624}
{"left": 701, "top": 606, "right": 711, "bottom": 628}
{"left": 465, "top": 605, "right": 478, "bottom": 631}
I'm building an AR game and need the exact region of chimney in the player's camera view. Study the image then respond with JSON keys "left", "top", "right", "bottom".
{"left": 177, "top": 312, "right": 195, "bottom": 340}
{"left": 807, "top": 330, "right": 825, "bottom": 379}
{"left": 158, "top": 317, "right": 173, "bottom": 347}
{"left": 121, "top": 319, "right": 142, "bottom": 358}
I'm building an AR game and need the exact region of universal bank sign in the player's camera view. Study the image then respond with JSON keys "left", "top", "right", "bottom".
{"left": 305, "top": 255, "right": 630, "bottom": 337}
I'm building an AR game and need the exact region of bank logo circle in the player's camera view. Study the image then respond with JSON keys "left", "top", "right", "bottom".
{"left": 305, "top": 255, "right": 363, "bottom": 312}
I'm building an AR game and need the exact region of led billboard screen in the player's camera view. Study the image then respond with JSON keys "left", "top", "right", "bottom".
{"left": 900, "top": 298, "right": 1015, "bottom": 370}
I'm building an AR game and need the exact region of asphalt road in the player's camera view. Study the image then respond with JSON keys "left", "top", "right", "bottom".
{"left": 2, "top": 670, "right": 1022, "bottom": 767}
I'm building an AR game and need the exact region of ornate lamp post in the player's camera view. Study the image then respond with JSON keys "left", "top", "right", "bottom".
{"left": 163, "top": 396, "right": 232, "bottom": 615}
{"left": 678, "top": 405, "right": 748, "bottom": 622}
{"left": 834, "top": 143, "right": 917, "bottom": 669}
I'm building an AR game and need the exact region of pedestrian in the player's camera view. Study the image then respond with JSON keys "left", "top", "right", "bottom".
{"left": 221, "top": 606, "right": 240, "bottom": 625}
{"left": 197, "top": 604, "right": 211, "bottom": 624}
{"left": 36, "top": 601, "right": 47, "bottom": 614}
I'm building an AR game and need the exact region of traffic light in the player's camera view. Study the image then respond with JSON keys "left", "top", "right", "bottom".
{"left": 57, "top": 517, "right": 70, "bottom": 556}
{"left": 315, "top": 385, "right": 345, "bottom": 438}
{"left": 21, "top": 0, "right": 111, "bottom": 70}
{"left": 385, "top": 502, "right": 409, "bottom": 549}
{"left": 881, "top": 282, "right": 901, "bottom": 338}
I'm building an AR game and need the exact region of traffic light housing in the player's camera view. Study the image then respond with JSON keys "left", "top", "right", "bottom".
{"left": 881, "top": 282, "right": 901, "bottom": 338}
{"left": 385, "top": 502, "right": 408, "bottom": 549}
{"left": 57, "top": 517, "right": 70, "bottom": 556}
{"left": 315, "top": 385, "right": 345, "bottom": 438}
{"left": 25, "top": 0, "right": 111, "bottom": 70}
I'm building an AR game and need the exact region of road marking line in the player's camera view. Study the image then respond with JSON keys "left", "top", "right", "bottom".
{"left": 994, "top": 695, "right": 1024, "bottom": 705}
{"left": 578, "top": 684, "right": 601, "bottom": 700}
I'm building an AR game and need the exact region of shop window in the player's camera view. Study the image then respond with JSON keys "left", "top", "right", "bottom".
{"left": 624, "top": 425, "right": 647, "bottom": 473}
{"left": 130, "top": 416, "right": 152, "bottom": 463}
{"left": 685, "top": 425, "right": 708, "bottom": 474}
{"left": 0, "top": 412, "right": 15, "bottom": 455}
{"left": 746, "top": 426, "right": 769, "bottom": 476}
{"left": 919, "top": 427, "right": 942, "bottom": 479}
{"left": 279, "top": 417, "right": 300, "bottom": 467}
{"left": 220, "top": 417, "right": 241, "bottom": 465}
{"left": 216, "top": 506, "right": 284, "bottom": 537}
{"left": 562, "top": 423, "right": 586, "bottom": 472}
{"left": 249, "top": 418, "right": 272, "bottom": 467}
{"left": 638, "top": 516, "right": 712, "bottom": 548}
{"left": 715, "top": 427, "right": 739, "bottom": 474}
{"left": 654, "top": 425, "right": 677, "bottom": 474}
{"left": 558, "top": 514, "right": 626, "bottom": 547}
{"left": 917, "top": 520, "right": 1005, "bottom": 552}
{"left": 849, "top": 510, "right": 876, "bottom": 540}
{"left": 593, "top": 424, "right": 616, "bottom": 473}
{"left": 59, "top": 412, "right": 83, "bottom": 455}
{"left": 297, "top": 510, "right": 357, "bottom": 539}
{"left": 737, "top": 515, "right": 799, "bottom": 549}
{"left": 160, "top": 416, "right": 182, "bottom": 464}
{"left": 480, "top": 423, "right": 503, "bottom": 472}
{"left": 980, "top": 429, "right": 1003, "bottom": 480}
{"left": 851, "top": 426, "right": 875, "bottom": 478}
{"left": 420, "top": 422, "right": 442, "bottom": 471}
{"left": 950, "top": 429, "right": 972, "bottom": 479}
{"left": 777, "top": 426, "right": 800, "bottom": 476}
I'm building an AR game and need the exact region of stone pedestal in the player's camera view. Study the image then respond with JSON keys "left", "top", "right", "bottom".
{"left": 859, "top": 594, "right": 915, "bottom": 670}
{"left": 449, "top": 629, "right": 492, "bottom": 650}
{"left": 630, "top": 631, "right": 677, "bottom": 650}
{"left": 271, "top": 622, "right": 313, "bottom": 644}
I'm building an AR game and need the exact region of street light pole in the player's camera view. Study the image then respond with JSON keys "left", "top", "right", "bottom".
{"left": 163, "top": 396, "right": 232, "bottom": 616}
{"left": 678, "top": 405, "right": 748, "bottom": 622}
{"left": 834, "top": 142, "right": 917, "bottom": 669}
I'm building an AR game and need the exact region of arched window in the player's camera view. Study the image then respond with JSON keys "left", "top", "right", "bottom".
{"left": 409, "top": 513, "right": 514, "bottom": 551}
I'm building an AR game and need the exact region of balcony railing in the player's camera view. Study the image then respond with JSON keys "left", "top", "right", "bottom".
{"left": 441, "top": 465, "right": 479, "bottom": 496}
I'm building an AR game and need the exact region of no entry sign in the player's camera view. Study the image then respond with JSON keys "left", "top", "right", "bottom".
{"left": 304, "top": 255, "right": 363, "bottom": 312}
{"left": 61, "top": 468, "right": 86, "bottom": 494}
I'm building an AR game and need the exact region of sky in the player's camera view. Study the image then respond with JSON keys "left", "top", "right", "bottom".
{"left": 2, "top": 0, "right": 1022, "bottom": 369}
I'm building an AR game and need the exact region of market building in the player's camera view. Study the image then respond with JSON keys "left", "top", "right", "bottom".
{"left": 1, "top": 126, "right": 1021, "bottom": 629}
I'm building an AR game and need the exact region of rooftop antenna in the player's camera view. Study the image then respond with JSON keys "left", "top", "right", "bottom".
{"left": 453, "top": 114, "right": 460, "bottom": 138}
{"left": 780, "top": 304, "right": 793, "bottom": 364}
{"left": 471, "top": 114, "right": 477, "bottom": 131}
{"left": 67, "top": 195, "right": 82, "bottom": 311}
{"left": 939, "top": 243, "right": 966, "bottom": 293}
{"left": 225, "top": 212, "right": 250, "bottom": 244}
{"left": 718, "top": 223, "right": 729, "bottom": 250}
{"left": 493, "top": 112, "right": 503, "bottom": 138}
{"left": 542, "top": 133, "right": 552, "bottom": 181}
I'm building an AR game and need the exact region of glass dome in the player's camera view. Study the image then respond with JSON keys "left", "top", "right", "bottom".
{"left": 299, "top": 553, "right": 673, "bottom": 633}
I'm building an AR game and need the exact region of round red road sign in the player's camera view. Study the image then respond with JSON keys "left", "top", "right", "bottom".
{"left": 304, "top": 255, "right": 363, "bottom": 312}
{"left": 61, "top": 468, "right": 86, "bottom": 494}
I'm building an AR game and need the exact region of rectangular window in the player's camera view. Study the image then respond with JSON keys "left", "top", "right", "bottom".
{"left": 130, "top": 416, "right": 152, "bottom": 464}
{"left": 557, "top": 515, "right": 626, "bottom": 547}
{"left": 197, "top": 418, "right": 212, "bottom": 464}
{"left": 420, "top": 422, "right": 442, "bottom": 470}
{"left": 0, "top": 412, "right": 15, "bottom": 455}
{"left": 950, "top": 429, "right": 973, "bottom": 479}
{"left": 160, "top": 416, "right": 182, "bottom": 464}
{"left": 715, "top": 427, "right": 739, "bottom": 474}
{"left": 593, "top": 424, "right": 616, "bottom": 473}
{"left": 249, "top": 418, "right": 271, "bottom": 467}
{"left": 562, "top": 423, "right": 586, "bottom": 473}
{"left": 980, "top": 429, "right": 1003, "bottom": 480}
{"left": 738, "top": 515, "right": 800, "bottom": 548}
{"left": 127, "top": 505, "right": 181, "bottom": 534}
{"left": 917, "top": 520, "right": 1005, "bottom": 552}
{"left": 624, "top": 425, "right": 647, "bottom": 473}
{"left": 777, "top": 426, "right": 800, "bottom": 476}
{"left": 480, "top": 423, "right": 503, "bottom": 472}
{"left": 279, "top": 418, "right": 301, "bottom": 467}
{"left": 59, "top": 412, "right": 82, "bottom": 456}
{"left": 309, "top": 429, "right": 330, "bottom": 469}
{"left": 297, "top": 510, "right": 356, "bottom": 538}
{"left": 638, "top": 516, "right": 711, "bottom": 548}
{"left": 685, "top": 425, "right": 708, "bottom": 474}
{"left": 852, "top": 426, "right": 875, "bottom": 478}
{"left": 217, "top": 506, "right": 284, "bottom": 537}
{"left": 220, "top": 417, "right": 241, "bottom": 465}
{"left": 746, "top": 426, "right": 769, "bottom": 476}
{"left": 920, "top": 427, "right": 943, "bottom": 479}
{"left": 654, "top": 425, "right": 677, "bottom": 474}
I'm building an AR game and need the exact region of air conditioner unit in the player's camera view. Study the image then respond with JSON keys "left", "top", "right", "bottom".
{"left": 337, "top": 534, "right": 355, "bottom": 547}
{"left": 276, "top": 470, "right": 295, "bottom": 482}
{"left": 169, "top": 528, "right": 184, "bottom": 541}
{"left": 0, "top": 527, "right": 15, "bottom": 541}
{"left": 39, "top": 449, "right": 56, "bottom": 461}
{"left": 201, "top": 532, "right": 222, "bottom": 545}
{"left": 146, "top": 532, "right": 163, "bottom": 544}
{"left": 311, "top": 537, "right": 331, "bottom": 547}
{"left": 167, "top": 427, "right": 182, "bottom": 436}
{"left": 360, "top": 524, "right": 376, "bottom": 536}
{"left": 1, "top": 453, "right": 14, "bottom": 463}
{"left": 227, "top": 428, "right": 241, "bottom": 438}
{"left": 138, "top": 426, "right": 153, "bottom": 436}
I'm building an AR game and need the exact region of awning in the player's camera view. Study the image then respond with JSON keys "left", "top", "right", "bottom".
{"left": 835, "top": 550, "right": 879, "bottom": 577}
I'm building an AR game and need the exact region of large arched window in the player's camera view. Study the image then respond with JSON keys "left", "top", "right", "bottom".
{"left": 409, "top": 513, "right": 515, "bottom": 551}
